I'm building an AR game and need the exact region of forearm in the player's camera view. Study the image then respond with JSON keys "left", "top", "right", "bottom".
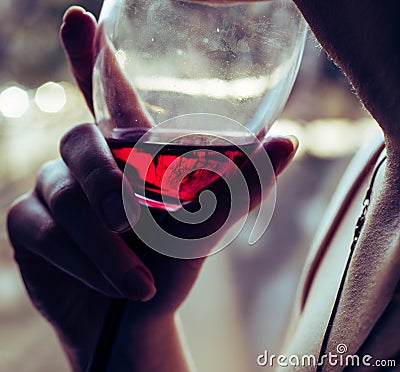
{"left": 108, "top": 310, "right": 193, "bottom": 372}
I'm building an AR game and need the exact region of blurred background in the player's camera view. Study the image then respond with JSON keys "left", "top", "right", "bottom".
{"left": 0, "top": 1, "right": 381, "bottom": 371}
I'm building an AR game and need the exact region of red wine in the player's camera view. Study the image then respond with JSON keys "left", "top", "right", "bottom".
{"left": 107, "top": 130, "right": 257, "bottom": 210}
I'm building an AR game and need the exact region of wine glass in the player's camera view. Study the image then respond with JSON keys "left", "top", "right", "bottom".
{"left": 93, "top": 0, "right": 307, "bottom": 212}
{"left": 88, "top": 4, "right": 306, "bottom": 367}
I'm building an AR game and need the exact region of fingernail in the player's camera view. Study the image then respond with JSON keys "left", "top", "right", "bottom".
{"left": 269, "top": 135, "right": 299, "bottom": 175}
{"left": 285, "top": 135, "right": 299, "bottom": 152}
{"left": 62, "top": 6, "right": 96, "bottom": 27}
{"left": 102, "top": 192, "right": 133, "bottom": 233}
{"left": 62, "top": 6, "right": 85, "bottom": 22}
{"left": 122, "top": 267, "right": 156, "bottom": 301}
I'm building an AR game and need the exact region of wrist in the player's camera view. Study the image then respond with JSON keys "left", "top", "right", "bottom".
{"left": 108, "top": 307, "right": 191, "bottom": 372}
{"left": 57, "top": 332, "right": 96, "bottom": 372}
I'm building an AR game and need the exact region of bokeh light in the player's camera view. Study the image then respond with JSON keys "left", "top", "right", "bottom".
{"left": 35, "top": 82, "right": 67, "bottom": 113}
{"left": 0, "top": 86, "right": 29, "bottom": 118}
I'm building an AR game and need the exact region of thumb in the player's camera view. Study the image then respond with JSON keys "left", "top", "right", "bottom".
{"left": 264, "top": 135, "right": 299, "bottom": 176}
{"left": 240, "top": 135, "right": 298, "bottom": 211}
{"left": 180, "top": 134, "right": 298, "bottom": 234}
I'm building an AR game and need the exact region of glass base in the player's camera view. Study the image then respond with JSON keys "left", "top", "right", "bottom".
{"left": 135, "top": 193, "right": 190, "bottom": 212}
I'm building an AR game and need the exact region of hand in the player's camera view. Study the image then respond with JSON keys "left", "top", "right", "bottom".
{"left": 7, "top": 6, "right": 298, "bottom": 371}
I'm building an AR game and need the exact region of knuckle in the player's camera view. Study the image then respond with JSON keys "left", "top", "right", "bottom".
{"left": 34, "top": 219, "right": 61, "bottom": 250}
{"left": 35, "top": 158, "right": 84, "bottom": 214}
{"left": 36, "top": 159, "right": 62, "bottom": 185}
{"left": 47, "top": 179, "right": 82, "bottom": 214}
{"left": 59, "top": 123, "right": 94, "bottom": 160}
{"left": 7, "top": 195, "right": 30, "bottom": 243}
{"left": 6, "top": 193, "right": 63, "bottom": 260}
